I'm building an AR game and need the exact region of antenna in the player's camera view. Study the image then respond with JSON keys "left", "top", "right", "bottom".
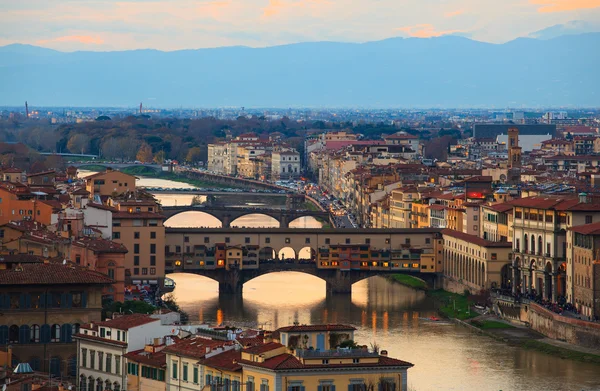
{"left": 25, "top": 101, "right": 29, "bottom": 118}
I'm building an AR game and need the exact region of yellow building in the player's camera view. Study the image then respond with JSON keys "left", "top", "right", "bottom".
{"left": 125, "top": 340, "right": 168, "bottom": 391}
{"left": 274, "top": 324, "right": 356, "bottom": 351}
{"left": 239, "top": 342, "right": 413, "bottom": 391}
{"left": 411, "top": 202, "right": 430, "bottom": 228}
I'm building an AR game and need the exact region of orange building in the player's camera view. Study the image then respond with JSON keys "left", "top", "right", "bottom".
{"left": 0, "top": 183, "right": 57, "bottom": 226}
{"left": 0, "top": 221, "right": 70, "bottom": 257}
{"left": 71, "top": 237, "right": 128, "bottom": 302}
{"left": 85, "top": 169, "right": 136, "bottom": 198}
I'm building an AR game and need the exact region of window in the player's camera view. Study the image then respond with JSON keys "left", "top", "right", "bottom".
{"left": 150, "top": 231, "right": 156, "bottom": 239}
{"left": 149, "top": 219, "right": 158, "bottom": 227}
{"left": 133, "top": 219, "right": 143, "bottom": 227}
{"left": 204, "top": 237, "right": 210, "bottom": 244}
{"left": 184, "top": 236, "right": 190, "bottom": 243}
{"left": 491, "top": 253, "right": 497, "bottom": 260}
{"left": 385, "top": 238, "right": 390, "bottom": 244}
{"left": 134, "top": 232, "right": 140, "bottom": 239}
{"left": 325, "top": 238, "right": 330, "bottom": 245}
{"left": 113, "top": 220, "right": 121, "bottom": 227}
{"left": 150, "top": 268, "right": 156, "bottom": 275}
{"left": 183, "top": 364, "right": 188, "bottom": 381}
{"left": 305, "top": 238, "right": 310, "bottom": 244}
{"left": 134, "top": 244, "right": 140, "bottom": 254}
{"left": 176, "top": 246, "right": 181, "bottom": 253}
{"left": 425, "top": 238, "right": 431, "bottom": 244}
{"left": 172, "top": 362, "right": 178, "bottom": 379}
{"left": 586, "top": 215, "right": 593, "bottom": 224}
{"left": 346, "top": 238, "right": 350, "bottom": 244}
{"left": 405, "top": 238, "right": 411, "bottom": 245}
{"left": 81, "top": 349, "right": 87, "bottom": 367}
{"left": 193, "top": 367, "right": 198, "bottom": 384}
{"left": 349, "top": 384, "right": 366, "bottom": 391}
{"left": 134, "top": 256, "right": 140, "bottom": 266}
{"left": 225, "top": 237, "right": 230, "bottom": 243}
{"left": 98, "top": 352, "right": 103, "bottom": 371}
{"left": 142, "top": 268, "right": 148, "bottom": 275}
{"left": 75, "top": 254, "right": 81, "bottom": 264}
{"left": 112, "top": 232, "right": 121, "bottom": 239}
{"left": 108, "top": 268, "right": 115, "bottom": 280}
{"left": 51, "top": 324, "right": 60, "bottom": 342}
{"left": 90, "top": 350, "right": 96, "bottom": 369}
{"left": 106, "top": 354, "right": 112, "bottom": 373}
{"left": 265, "top": 237, "right": 270, "bottom": 244}
{"left": 245, "top": 237, "right": 251, "bottom": 244}
{"left": 150, "top": 244, "right": 156, "bottom": 254}
{"left": 116, "top": 357, "right": 121, "bottom": 375}
{"left": 133, "top": 268, "right": 139, "bottom": 275}
{"left": 150, "top": 256, "right": 156, "bottom": 266}
{"left": 365, "top": 238, "right": 370, "bottom": 244}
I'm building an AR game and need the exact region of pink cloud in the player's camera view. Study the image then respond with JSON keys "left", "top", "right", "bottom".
{"left": 530, "top": 0, "right": 600, "bottom": 12}
{"left": 395, "top": 24, "right": 462, "bottom": 38}
{"left": 445, "top": 10, "right": 465, "bottom": 18}
{"left": 37, "top": 35, "right": 104, "bottom": 45}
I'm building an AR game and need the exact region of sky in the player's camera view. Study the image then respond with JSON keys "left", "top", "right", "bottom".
{"left": 1, "top": 0, "right": 600, "bottom": 51}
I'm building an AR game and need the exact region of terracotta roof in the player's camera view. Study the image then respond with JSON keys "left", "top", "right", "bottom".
{"left": 239, "top": 353, "right": 413, "bottom": 371}
{"left": 125, "top": 348, "right": 167, "bottom": 368}
{"left": 1, "top": 167, "right": 23, "bottom": 173}
{"left": 112, "top": 211, "right": 165, "bottom": 219}
{"left": 276, "top": 324, "right": 356, "bottom": 333}
{"left": 442, "top": 229, "right": 512, "bottom": 248}
{"left": 236, "top": 336, "right": 265, "bottom": 348}
{"left": 202, "top": 349, "right": 242, "bottom": 372}
{"left": 487, "top": 203, "right": 513, "bottom": 213}
{"left": 569, "top": 222, "right": 600, "bottom": 235}
{"left": 27, "top": 170, "right": 56, "bottom": 177}
{"left": 429, "top": 204, "right": 446, "bottom": 211}
{"left": 73, "top": 237, "right": 128, "bottom": 253}
{"left": 243, "top": 342, "right": 283, "bottom": 355}
{"left": 0, "top": 254, "right": 44, "bottom": 264}
{"left": 71, "top": 187, "right": 90, "bottom": 196}
{"left": 87, "top": 202, "right": 118, "bottom": 212}
{"left": 0, "top": 262, "right": 114, "bottom": 285}
{"left": 162, "top": 337, "right": 232, "bottom": 360}
{"left": 94, "top": 314, "right": 159, "bottom": 330}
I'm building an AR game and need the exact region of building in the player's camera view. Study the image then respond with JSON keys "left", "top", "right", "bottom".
{"left": 70, "top": 237, "right": 128, "bottom": 302}
{"left": 0, "top": 183, "right": 57, "bottom": 226}
{"left": 273, "top": 324, "right": 356, "bottom": 350}
{"left": 271, "top": 150, "right": 301, "bottom": 181}
{"left": 84, "top": 170, "right": 136, "bottom": 199}
{"left": 124, "top": 338, "right": 169, "bottom": 391}
{"left": 110, "top": 201, "right": 166, "bottom": 286}
{"left": 237, "top": 341, "right": 413, "bottom": 391}
{"left": 0, "top": 257, "right": 113, "bottom": 377}
{"left": 27, "top": 170, "right": 56, "bottom": 187}
{"left": 76, "top": 314, "right": 179, "bottom": 391}
{"left": 567, "top": 222, "right": 600, "bottom": 320}
{"left": 389, "top": 186, "right": 418, "bottom": 229}
{"left": 473, "top": 124, "right": 556, "bottom": 139}
{"left": 442, "top": 229, "right": 513, "bottom": 293}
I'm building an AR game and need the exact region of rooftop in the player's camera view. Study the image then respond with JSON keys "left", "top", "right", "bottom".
{"left": 442, "top": 229, "right": 512, "bottom": 248}
{"left": 91, "top": 314, "right": 159, "bottom": 331}
{"left": 0, "top": 262, "right": 114, "bottom": 285}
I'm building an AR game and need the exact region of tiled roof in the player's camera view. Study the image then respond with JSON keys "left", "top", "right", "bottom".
{"left": 0, "top": 262, "right": 114, "bottom": 285}
{"left": 243, "top": 342, "right": 283, "bottom": 355}
{"left": 0, "top": 254, "right": 44, "bottom": 264}
{"left": 87, "top": 202, "right": 118, "bottom": 212}
{"left": 236, "top": 336, "right": 265, "bottom": 348}
{"left": 442, "top": 229, "right": 512, "bottom": 248}
{"left": 276, "top": 324, "right": 357, "bottom": 333}
{"left": 94, "top": 314, "right": 159, "bottom": 330}
{"left": 27, "top": 170, "right": 56, "bottom": 177}
{"left": 239, "top": 353, "right": 413, "bottom": 371}
{"left": 569, "top": 222, "right": 600, "bottom": 235}
{"left": 72, "top": 237, "right": 128, "bottom": 253}
{"left": 125, "top": 349, "right": 167, "bottom": 368}
{"left": 202, "top": 349, "right": 242, "bottom": 372}
{"left": 162, "top": 337, "right": 232, "bottom": 360}
{"left": 487, "top": 203, "right": 513, "bottom": 213}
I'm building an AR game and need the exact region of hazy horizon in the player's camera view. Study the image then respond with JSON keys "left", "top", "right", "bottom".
{"left": 2, "top": 1, "right": 600, "bottom": 51}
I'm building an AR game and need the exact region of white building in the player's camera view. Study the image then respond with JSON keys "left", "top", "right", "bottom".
{"left": 271, "top": 150, "right": 300, "bottom": 181}
{"left": 76, "top": 313, "right": 180, "bottom": 391}
{"left": 207, "top": 143, "right": 227, "bottom": 174}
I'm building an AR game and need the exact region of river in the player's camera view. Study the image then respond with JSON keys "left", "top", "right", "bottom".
{"left": 78, "top": 171, "right": 600, "bottom": 390}
{"left": 169, "top": 273, "right": 600, "bottom": 391}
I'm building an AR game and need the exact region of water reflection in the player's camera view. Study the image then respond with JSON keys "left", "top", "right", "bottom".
{"left": 169, "top": 273, "right": 600, "bottom": 391}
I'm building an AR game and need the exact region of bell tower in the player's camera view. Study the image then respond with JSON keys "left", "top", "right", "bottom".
{"left": 508, "top": 127, "right": 522, "bottom": 168}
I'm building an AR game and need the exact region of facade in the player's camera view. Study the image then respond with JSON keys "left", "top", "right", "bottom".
{"left": 76, "top": 314, "right": 177, "bottom": 391}
{"left": 442, "top": 229, "right": 512, "bottom": 293}
{"left": 389, "top": 187, "right": 418, "bottom": 228}
{"left": 567, "top": 222, "right": 600, "bottom": 319}
{"left": 0, "top": 258, "right": 112, "bottom": 377}
{"left": 207, "top": 143, "right": 227, "bottom": 174}
{"left": 85, "top": 170, "right": 136, "bottom": 199}
{"left": 274, "top": 324, "right": 356, "bottom": 351}
{"left": 271, "top": 151, "right": 301, "bottom": 181}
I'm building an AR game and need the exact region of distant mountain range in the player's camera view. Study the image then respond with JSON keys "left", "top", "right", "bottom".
{"left": 1, "top": 33, "right": 599, "bottom": 108}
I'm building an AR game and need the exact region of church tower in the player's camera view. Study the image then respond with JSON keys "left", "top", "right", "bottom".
{"left": 508, "top": 127, "right": 522, "bottom": 168}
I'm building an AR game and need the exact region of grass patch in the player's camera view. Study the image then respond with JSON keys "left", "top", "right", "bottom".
{"left": 518, "top": 340, "right": 600, "bottom": 365}
{"left": 121, "top": 166, "right": 158, "bottom": 176}
{"left": 389, "top": 274, "right": 428, "bottom": 290}
{"left": 302, "top": 201, "right": 320, "bottom": 211}
{"left": 428, "top": 289, "right": 477, "bottom": 320}
{"left": 472, "top": 320, "right": 515, "bottom": 330}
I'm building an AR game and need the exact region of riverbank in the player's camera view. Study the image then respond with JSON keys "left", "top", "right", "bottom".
{"left": 386, "top": 274, "right": 428, "bottom": 291}
{"left": 120, "top": 166, "right": 240, "bottom": 189}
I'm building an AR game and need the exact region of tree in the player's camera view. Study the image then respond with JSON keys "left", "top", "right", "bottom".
{"left": 153, "top": 150, "right": 165, "bottom": 164}
{"left": 136, "top": 142, "right": 153, "bottom": 163}
{"left": 102, "top": 138, "right": 121, "bottom": 161}
{"left": 186, "top": 147, "right": 202, "bottom": 163}
{"left": 67, "top": 134, "right": 91, "bottom": 154}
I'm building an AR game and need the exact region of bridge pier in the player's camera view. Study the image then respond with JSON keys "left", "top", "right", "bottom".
{"left": 325, "top": 270, "right": 357, "bottom": 295}
{"left": 218, "top": 268, "right": 243, "bottom": 294}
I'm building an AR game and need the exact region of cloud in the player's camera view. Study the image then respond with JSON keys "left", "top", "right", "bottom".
{"left": 445, "top": 10, "right": 464, "bottom": 18}
{"left": 530, "top": 0, "right": 600, "bottom": 13}
{"left": 37, "top": 35, "right": 104, "bottom": 45}
{"left": 262, "top": 0, "right": 328, "bottom": 18}
{"left": 395, "top": 24, "right": 462, "bottom": 38}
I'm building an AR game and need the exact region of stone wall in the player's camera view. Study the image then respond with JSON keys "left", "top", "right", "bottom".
{"left": 442, "top": 276, "right": 477, "bottom": 295}
{"left": 527, "top": 302, "right": 600, "bottom": 349}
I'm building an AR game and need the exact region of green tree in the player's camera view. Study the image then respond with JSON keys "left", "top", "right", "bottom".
{"left": 185, "top": 147, "right": 202, "bottom": 163}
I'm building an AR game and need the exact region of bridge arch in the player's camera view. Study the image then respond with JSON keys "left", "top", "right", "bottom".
{"left": 288, "top": 215, "right": 326, "bottom": 228}
{"left": 230, "top": 214, "right": 280, "bottom": 228}
{"left": 278, "top": 247, "right": 296, "bottom": 260}
{"left": 164, "top": 211, "right": 223, "bottom": 228}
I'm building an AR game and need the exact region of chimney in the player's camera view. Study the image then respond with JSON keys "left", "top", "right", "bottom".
{"left": 380, "top": 350, "right": 388, "bottom": 357}
{"left": 579, "top": 192, "right": 588, "bottom": 204}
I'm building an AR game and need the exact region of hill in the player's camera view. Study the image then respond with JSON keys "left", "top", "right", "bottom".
{"left": 1, "top": 34, "right": 599, "bottom": 107}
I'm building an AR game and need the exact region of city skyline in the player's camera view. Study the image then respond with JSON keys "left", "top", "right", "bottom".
{"left": 1, "top": 0, "right": 600, "bottom": 51}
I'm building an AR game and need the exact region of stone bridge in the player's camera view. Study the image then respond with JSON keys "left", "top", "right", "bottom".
{"left": 169, "top": 263, "right": 438, "bottom": 295}
{"left": 162, "top": 205, "right": 332, "bottom": 228}
{"left": 71, "top": 162, "right": 163, "bottom": 170}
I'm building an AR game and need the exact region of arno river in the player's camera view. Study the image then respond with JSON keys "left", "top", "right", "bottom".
{"left": 80, "top": 172, "right": 600, "bottom": 391}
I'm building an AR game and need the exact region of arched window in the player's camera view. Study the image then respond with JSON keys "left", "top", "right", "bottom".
{"left": 80, "top": 376, "right": 87, "bottom": 391}
{"left": 105, "top": 380, "right": 112, "bottom": 391}
{"left": 30, "top": 324, "right": 40, "bottom": 343}
{"left": 524, "top": 234, "right": 528, "bottom": 252}
{"left": 538, "top": 236, "right": 543, "bottom": 255}
{"left": 96, "top": 378, "right": 103, "bottom": 391}
{"left": 60, "top": 324, "right": 73, "bottom": 343}
{"left": 114, "top": 383, "right": 121, "bottom": 391}
{"left": 9, "top": 325, "right": 19, "bottom": 343}
{"left": 72, "top": 323, "right": 81, "bottom": 336}
{"left": 531, "top": 235, "right": 535, "bottom": 255}
{"left": 51, "top": 324, "right": 61, "bottom": 342}
{"left": 88, "top": 377, "right": 94, "bottom": 391}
